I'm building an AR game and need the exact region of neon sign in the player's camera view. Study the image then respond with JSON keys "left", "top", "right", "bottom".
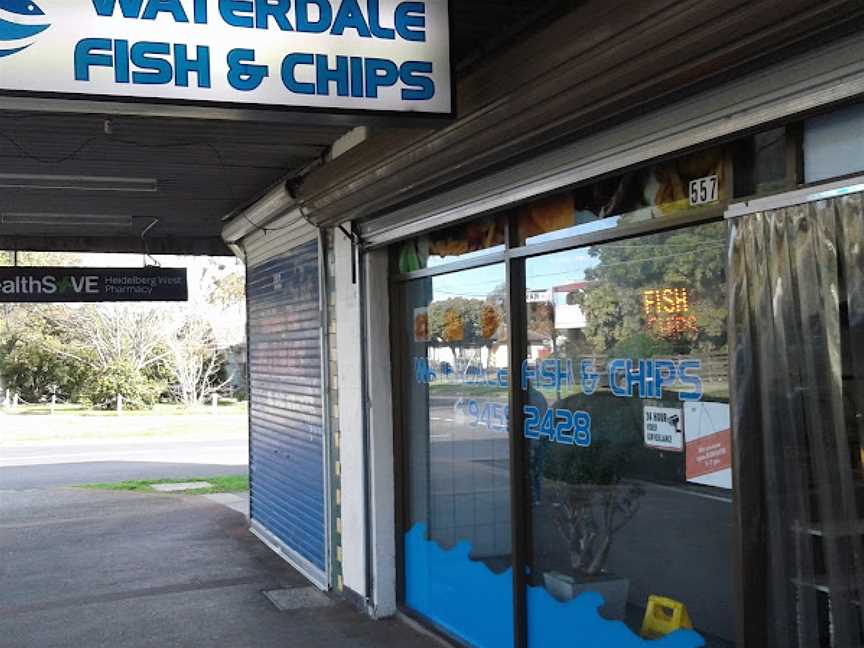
{"left": 642, "top": 288, "right": 698, "bottom": 337}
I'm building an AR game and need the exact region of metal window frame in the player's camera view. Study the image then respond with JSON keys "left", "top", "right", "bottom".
{"left": 388, "top": 211, "right": 738, "bottom": 647}
{"left": 726, "top": 173, "right": 864, "bottom": 218}
{"left": 387, "top": 137, "right": 748, "bottom": 648}
{"left": 318, "top": 228, "right": 335, "bottom": 591}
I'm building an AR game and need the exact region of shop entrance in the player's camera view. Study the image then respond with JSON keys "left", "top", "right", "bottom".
{"left": 729, "top": 187, "right": 864, "bottom": 647}
{"left": 391, "top": 116, "right": 864, "bottom": 648}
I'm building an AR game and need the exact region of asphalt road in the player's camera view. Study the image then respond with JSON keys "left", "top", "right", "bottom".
{"left": 0, "top": 437, "right": 248, "bottom": 489}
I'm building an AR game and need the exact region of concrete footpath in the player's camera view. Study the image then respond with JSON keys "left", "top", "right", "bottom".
{"left": 0, "top": 488, "right": 439, "bottom": 648}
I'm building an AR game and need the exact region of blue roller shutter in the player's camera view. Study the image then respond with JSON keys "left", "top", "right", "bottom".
{"left": 245, "top": 233, "right": 328, "bottom": 586}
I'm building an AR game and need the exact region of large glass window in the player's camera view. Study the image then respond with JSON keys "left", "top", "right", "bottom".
{"left": 400, "top": 263, "right": 513, "bottom": 647}
{"left": 516, "top": 147, "right": 730, "bottom": 246}
{"left": 521, "top": 222, "right": 734, "bottom": 647}
{"left": 804, "top": 102, "right": 864, "bottom": 183}
{"left": 397, "top": 216, "right": 507, "bottom": 272}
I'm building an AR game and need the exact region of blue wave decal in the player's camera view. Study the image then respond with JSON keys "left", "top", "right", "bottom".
{"left": 0, "top": 15, "right": 48, "bottom": 41}
{"left": 405, "top": 524, "right": 705, "bottom": 648}
{"left": 0, "top": 0, "right": 45, "bottom": 16}
{"left": 527, "top": 588, "right": 705, "bottom": 648}
{"left": 0, "top": 41, "right": 28, "bottom": 57}
{"left": 405, "top": 524, "right": 513, "bottom": 648}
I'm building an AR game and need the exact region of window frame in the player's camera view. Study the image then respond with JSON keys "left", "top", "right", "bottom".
{"left": 387, "top": 122, "right": 811, "bottom": 648}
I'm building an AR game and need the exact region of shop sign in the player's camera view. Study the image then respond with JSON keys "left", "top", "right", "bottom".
{"left": 684, "top": 402, "right": 732, "bottom": 489}
{"left": 0, "top": 0, "right": 452, "bottom": 114}
{"left": 643, "top": 406, "right": 683, "bottom": 452}
{"left": 642, "top": 287, "right": 698, "bottom": 338}
{"left": 0, "top": 267, "right": 188, "bottom": 302}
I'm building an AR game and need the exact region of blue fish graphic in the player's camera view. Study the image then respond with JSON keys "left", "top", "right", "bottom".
{"left": 0, "top": 0, "right": 45, "bottom": 16}
{"left": 0, "top": 0, "right": 49, "bottom": 58}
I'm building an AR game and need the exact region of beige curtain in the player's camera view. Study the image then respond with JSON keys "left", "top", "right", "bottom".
{"left": 730, "top": 193, "right": 864, "bottom": 647}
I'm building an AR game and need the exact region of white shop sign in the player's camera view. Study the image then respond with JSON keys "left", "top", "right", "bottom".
{"left": 0, "top": 0, "right": 451, "bottom": 114}
{"left": 643, "top": 406, "right": 683, "bottom": 452}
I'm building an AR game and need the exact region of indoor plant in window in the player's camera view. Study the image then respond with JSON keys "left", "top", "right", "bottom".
{"left": 543, "top": 437, "right": 645, "bottom": 620}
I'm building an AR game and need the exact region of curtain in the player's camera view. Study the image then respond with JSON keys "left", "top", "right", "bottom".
{"left": 729, "top": 193, "right": 864, "bottom": 647}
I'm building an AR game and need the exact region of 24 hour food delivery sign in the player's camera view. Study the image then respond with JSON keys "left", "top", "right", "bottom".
{"left": 0, "top": 0, "right": 451, "bottom": 114}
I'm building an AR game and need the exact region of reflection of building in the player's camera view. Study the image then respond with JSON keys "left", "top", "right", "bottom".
{"left": 526, "top": 281, "right": 590, "bottom": 332}
{"left": 427, "top": 343, "right": 508, "bottom": 372}
{"left": 552, "top": 282, "right": 589, "bottom": 330}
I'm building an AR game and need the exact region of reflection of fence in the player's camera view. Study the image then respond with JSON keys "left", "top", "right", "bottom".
{"left": 424, "top": 349, "right": 506, "bottom": 386}
{"left": 1, "top": 389, "right": 233, "bottom": 415}
{"left": 700, "top": 353, "right": 729, "bottom": 383}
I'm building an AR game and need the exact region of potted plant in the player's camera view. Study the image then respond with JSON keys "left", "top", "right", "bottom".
{"left": 542, "top": 436, "right": 645, "bottom": 620}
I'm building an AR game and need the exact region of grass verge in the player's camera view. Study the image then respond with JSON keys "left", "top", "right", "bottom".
{"left": 14, "top": 402, "right": 249, "bottom": 417}
{"left": 79, "top": 475, "right": 249, "bottom": 495}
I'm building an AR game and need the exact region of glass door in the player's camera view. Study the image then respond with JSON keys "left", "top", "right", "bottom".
{"left": 398, "top": 263, "right": 514, "bottom": 647}
{"left": 520, "top": 223, "right": 737, "bottom": 647}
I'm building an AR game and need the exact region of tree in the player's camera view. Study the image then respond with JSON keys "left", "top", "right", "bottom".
{"left": 0, "top": 251, "right": 81, "bottom": 267}
{"left": 208, "top": 268, "right": 245, "bottom": 308}
{"left": 45, "top": 304, "right": 170, "bottom": 373}
{"left": 0, "top": 254, "right": 247, "bottom": 409}
{"left": 161, "top": 258, "right": 245, "bottom": 405}
{"left": 165, "top": 310, "right": 229, "bottom": 406}
{"left": 82, "top": 360, "right": 163, "bottom": 409}
{"left": 576, "top": 284, "right": 644, "bottom": 353}
{"left": 577, "top": 222, "right": 727, "bottom": 355}
{"left": 427, "top": 297, "right": 485, "bottom": 362}
{"left": 0, "top": 251, "right": 84, "bottom": 377}
{"left": 0, "top": 314, "right": 88, "bottom": 401}
{"left": 36, "top": 305, "right": 170, "bottom": 409}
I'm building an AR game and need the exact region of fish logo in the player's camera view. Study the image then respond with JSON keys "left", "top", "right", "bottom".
{"left": 0, "top": 0, "right": 50, "bottom": 59}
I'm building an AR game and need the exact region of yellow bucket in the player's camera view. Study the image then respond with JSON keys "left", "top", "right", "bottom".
{"left": 640, "top": 595, "right": 693, "bottom": 639}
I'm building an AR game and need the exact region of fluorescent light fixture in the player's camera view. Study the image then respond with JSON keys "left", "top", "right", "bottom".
{"left": 0, "top": 174, "right": 157, "bottom": 192}
{"left": 1, "top": 213, "right": 133, "bottom": 227}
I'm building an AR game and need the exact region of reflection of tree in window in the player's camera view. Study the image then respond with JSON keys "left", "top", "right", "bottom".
{"left": 428, "top": 298, "right": 476, "bottom": 362}
{"left": 576, "top": 222, "right": 727, "bottom": 360}
{"left": 427, "top": 296, "right": 506, "bottom": 370}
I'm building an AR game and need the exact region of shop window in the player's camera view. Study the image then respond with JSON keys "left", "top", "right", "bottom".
{"left": 804, "top": 103, "right": 864, "bottom": 183}
{"left": 521, "top": 221, "right": 735, "bottom": 647}
{"left": 732, "top": 128, "right": 788, "bottom": 198}
{"left": 517, "top": 148, "right": 729, "bottom": 246}
{"left": 397, "top": 215, "right": 507, "bottom": 273}
{"left": 399, "top": 263, "right": 514, "bottom": 647}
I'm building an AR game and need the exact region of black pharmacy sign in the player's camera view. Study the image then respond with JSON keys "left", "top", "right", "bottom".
{"left": 0, "top": 267, "right": 188, "bottom": 302}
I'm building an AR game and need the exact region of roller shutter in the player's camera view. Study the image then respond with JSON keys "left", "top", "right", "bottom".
{"left": 243, "top": 218, "right": 329, "bottom": 587}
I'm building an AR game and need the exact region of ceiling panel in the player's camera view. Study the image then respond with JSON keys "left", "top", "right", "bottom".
{"left": 0, "top": 1, "right": 558, "bottom": 254}
{"left": 0, "top": 111, "right": 346, "bottom": 253}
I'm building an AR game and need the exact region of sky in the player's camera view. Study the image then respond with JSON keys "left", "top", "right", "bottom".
{"left": 430, "top": 248, "right": 599, "bottom": 302}
{"left": 426, "top": 216, "right": 622, "bottom": 301}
